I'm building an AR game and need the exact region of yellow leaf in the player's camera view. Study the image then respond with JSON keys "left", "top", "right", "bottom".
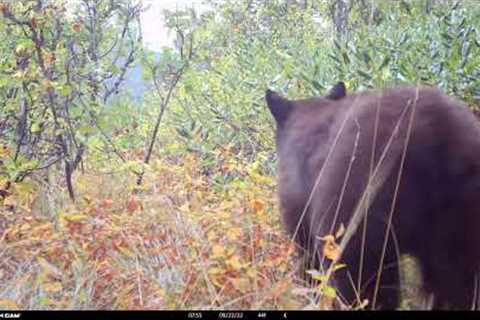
{"left": 231, "top": 277, "right": 250, "bottom": 293}
{"left": 64, "top": 214, "right": 88, "bottom": 222}
{"left": 77, "top": 291, "right": 87, "bottom": 303}
{"left": 355, "top": 299, "right": 370, "bottom": 310}
{"left": 332, "top": 263, "right": 347, "bottom": 272}
{"left": 312, "top": 273, "right": 328, "bottom": 282}
{"left": 227, "top": 227, "right": 242, "bottom": 240}
{"left": 0, "top": 299, "right": 18, "bottom": 309}
{"left": 119, "top": 247, "right": 134, "bottom": 257}
{"left": 318, "top": 234, "right": 335, "bottom": 243}
{"left": 246, "top": 268, "right": 256, "bottom": 279}
{"left": 227, "top": 255, "right": 243, "bottom": 270}
{"left": 320, "top": 285, "right": 337, "bottom": 299}
{"left": 211, "top": 245, "right": 225, "bottom": 258}
{"left": 319, "top": 234, "right": 341, "bottom": 261}
{"left": 278, "top": 262, "right": 288, "bottom": 273}
{"left": 324, "top": 244, "right": 340, "bottom": 261}
{"left": 43, "top": 281, "right": 63, "bottom": 293}
{"left": 211, "top": 276, "right": 225, "bottom": 288}
{"left": 3, "top": 196, "right": 16, "bottom": 208}
{"left": 217, "top": 212, "right": 230, "bottom": 220}
{"left": 208, "top": 267, "right": 223, "bottom": 275}
{"left": 13, "top": 71, "right": 26, "bottom": 80}
{"left": 156, "top": 288, "right": 166, "bottom": 297}
{"left": 0, "top": 146, "right": 11, "bottom": 157}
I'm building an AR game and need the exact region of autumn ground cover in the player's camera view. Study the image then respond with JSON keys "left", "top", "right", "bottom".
{"left": 0, "top": 150, "right": 322, "bottom": 309}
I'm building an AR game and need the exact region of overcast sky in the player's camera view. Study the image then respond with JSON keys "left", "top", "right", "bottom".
{"left": 141, "top": 0, "right": 207, "bottom": 51}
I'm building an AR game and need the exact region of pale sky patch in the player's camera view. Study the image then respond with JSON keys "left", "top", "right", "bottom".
{"left": 65, "top": 0, "right": 208, "bottom": 51}
{"left": 141, "top": 0, "right": 208, "bottom": 51}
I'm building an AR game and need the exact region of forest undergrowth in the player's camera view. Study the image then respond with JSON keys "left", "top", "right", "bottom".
{"left": 0, "top": 150, "right": 317, "bottom": 309}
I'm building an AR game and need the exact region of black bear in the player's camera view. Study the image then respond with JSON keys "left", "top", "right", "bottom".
{"left": 265, "top": 82, "right": 480, "bottom": 310}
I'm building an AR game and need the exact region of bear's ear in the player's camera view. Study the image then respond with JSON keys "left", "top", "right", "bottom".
{"left": 265, "top": 89, "right": 292, "bottom": 125}
{"left": 326, "top": 81, "right": 346, "bottom": 100}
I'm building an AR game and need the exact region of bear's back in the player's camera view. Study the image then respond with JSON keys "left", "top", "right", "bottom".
{"left": 303, "top": 85, "right": 480, "bottom": 252}
{"left": 267, "top": 83, "right": 480, "bottom": 309}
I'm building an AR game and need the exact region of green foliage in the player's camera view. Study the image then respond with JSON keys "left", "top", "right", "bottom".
{"left": 4, "top": 0, "right": 479, "bottom": 189}
{"left": 0, "top": 0, "right": 141, "bottom": 199}
{"left": 145, "top": 0, "right": 480, "bottom": 180}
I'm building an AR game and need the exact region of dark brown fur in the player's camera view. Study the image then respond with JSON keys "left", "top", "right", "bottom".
{"left": 266, "top": 83, "right": 480, "bottom": 309}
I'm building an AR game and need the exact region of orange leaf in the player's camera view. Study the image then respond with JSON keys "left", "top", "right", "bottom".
{"left": 0, "top": 4, "right": 9, "bottom": 15}
{"left": 44, "top": 51, "right": 56, "bottom": 65}
{"left": 73, "top": 22, "right": 82, "bottom": 32}
{"left": 127, "top": 195, "right": 138, "bottom": 213}
{"left": 101, "top": 198, "right": 114, "bottom": 208}
{"left": 319, "top": 235, "right": 341, "bottom": 261}
{"left": 250, "top": 199, "right": 265, "bottom": 213}
{"left": 43, "top": 281, "right": 63, "bottom": 293}
{"left": 211, "top": 245, "right": 225, "bottom": 258}
{"left": 0, "top": 299, "right": 18, "bottom": 309}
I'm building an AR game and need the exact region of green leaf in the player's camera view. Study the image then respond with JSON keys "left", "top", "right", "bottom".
{"left": 31, "top": 121, "right": 42, "bottom": 133}
{"left": 357, "top": 69, "right": 372, "bottom": 80}
{"left": 59, "top": 84, "right": 72, "bottom": 97}
{"left": 320, "top": 285, "right": 337, "bottom": 299}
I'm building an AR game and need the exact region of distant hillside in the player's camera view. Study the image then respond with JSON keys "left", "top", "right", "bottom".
{"left": 120, "top": 51, "right": 162, "bottom": 101}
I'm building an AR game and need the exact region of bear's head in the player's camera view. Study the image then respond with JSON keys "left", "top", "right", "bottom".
{"left": 264, "top": 82, "right": 347, "bottom": 243}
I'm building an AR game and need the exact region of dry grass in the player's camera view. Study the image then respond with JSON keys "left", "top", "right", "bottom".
{"left": 0, "top": 153, "right": 316, "bottom": 310}
{"left": 0, "top": 144, "right": 429, "bottom": 310}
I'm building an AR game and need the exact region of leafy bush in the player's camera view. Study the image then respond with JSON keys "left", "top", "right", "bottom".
{"left": 149, "top": 0, "right": 480, "bottom": 180}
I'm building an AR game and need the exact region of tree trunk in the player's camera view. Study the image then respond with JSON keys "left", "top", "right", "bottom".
{"left": 65, "top": 160, "right": 75, "bottom": 201}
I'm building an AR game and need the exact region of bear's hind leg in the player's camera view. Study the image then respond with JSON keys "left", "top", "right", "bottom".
{"left": 335, "top": 241, "right": 401, "bottom": 310}
{"left": 421, "top": 256, "right": 476, "bottom": 310}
